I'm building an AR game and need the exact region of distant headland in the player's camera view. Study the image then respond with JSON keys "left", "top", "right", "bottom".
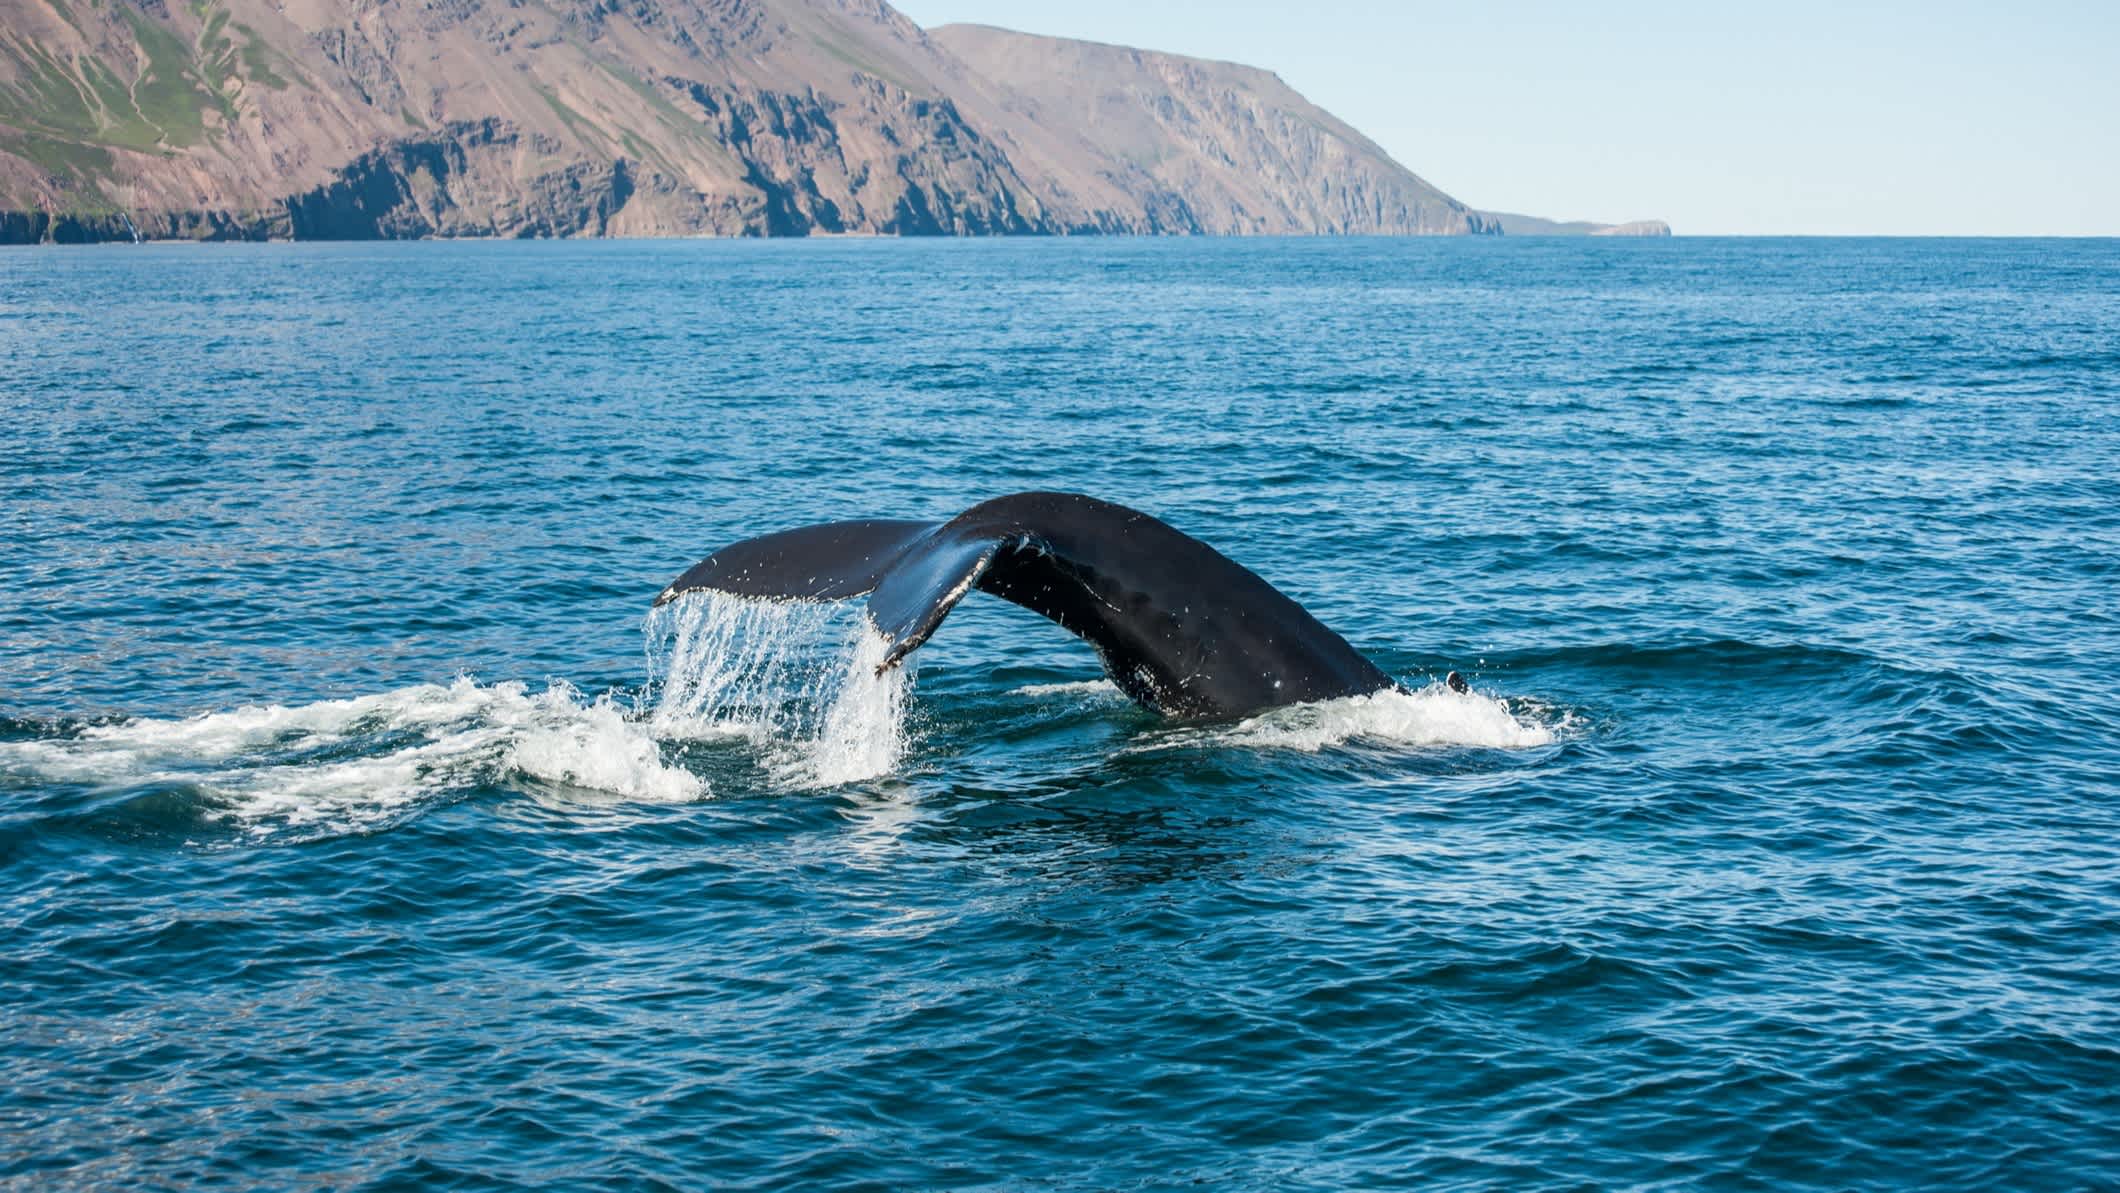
{"left": 0, "top": 0, "right": 1665, "bottom": 243}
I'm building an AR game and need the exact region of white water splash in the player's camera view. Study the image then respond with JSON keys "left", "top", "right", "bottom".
{"left": 3, "top": 601, "right": 1553, "bottom": 839}
{"left": 806, "top": 629, "right": 914, "bottom": 786}
{"left": 1170, "top": 680, "right": 1562, "bottom": 754}
{"left": 1009, "top": 679, "right": 1123, "bottom": 699}
{"left": 0, "top": 678, "right": 703, "bottom": 834}
{"left": 646, "top": 592, "right": 913, "bottom": 788}
{"left": 1, "top": 596, "right": 919, "bottom": 837}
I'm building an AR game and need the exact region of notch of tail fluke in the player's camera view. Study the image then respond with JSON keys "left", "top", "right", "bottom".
{"left": 863, "top": 530, "right": 1008, "bottom": 672}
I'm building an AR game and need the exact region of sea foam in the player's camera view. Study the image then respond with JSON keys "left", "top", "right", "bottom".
{"left": 1157, "top": 679, "right": 1563, "bottom": 755}
{"left": 0, "top": 677, "right": 704, "bottom": 835}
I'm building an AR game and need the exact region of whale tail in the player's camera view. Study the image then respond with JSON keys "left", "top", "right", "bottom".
{"left": 656, "top": 492, "right": 1396, "bottom": 718}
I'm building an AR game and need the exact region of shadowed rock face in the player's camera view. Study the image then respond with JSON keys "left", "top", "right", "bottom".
{"left": 0, "top": 0, "right": 1495, "bottom": 240}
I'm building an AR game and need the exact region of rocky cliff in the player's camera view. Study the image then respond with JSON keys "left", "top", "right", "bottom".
{"left": 929, "top": 24, "right": 1493, "bottom": 236}
{"left": 0, "top": 0, "right": 1505, "bottom": 241}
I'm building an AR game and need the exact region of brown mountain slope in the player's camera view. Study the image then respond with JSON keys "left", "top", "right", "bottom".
{"left": 0, "top": 0, "right": 1063, "bottom": 240}
{"left": 0, "top": 0, "right": 1495, "bottom": 241}
{"left": 930, "top": 24, "right": 1493, "bottom": 236}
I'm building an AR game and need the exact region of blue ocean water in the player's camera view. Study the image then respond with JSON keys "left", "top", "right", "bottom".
{"left": 1, "top": 237, "right": 2116, "bottom": 1190}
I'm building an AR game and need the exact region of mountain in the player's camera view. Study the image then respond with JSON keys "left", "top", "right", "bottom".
{"left": 1482, "top": 211, "right": 1672, "bottom": 236}
{"left": 1, "top": 0, "right": 1505, "bottom": 242}
{"left": 1, "top": 0, "right": 1055, "bottom": 241}
{"left": 929, "top": 25, "right": 1491, "bottom": 236}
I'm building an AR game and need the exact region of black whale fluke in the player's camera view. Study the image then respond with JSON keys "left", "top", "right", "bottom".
{"left": 656, "top": 491, "right": 1397, "bottom": 719}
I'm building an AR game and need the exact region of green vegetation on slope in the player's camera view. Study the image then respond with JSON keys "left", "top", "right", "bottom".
{"left": 534, "top": 83, "right": 601, "bottom": 149}
{"left": 234, "top": 25, "right": 289, "bottom": 92}
{"left": 0, "top": 0, "right": 290, "bottom": 184}
{"left": 0, "top": 127, "right": 111, "bottom": 178}
{"left": 116, "top": 4, "right": 217, "bottom": 146}
{"left": 0, "top": 36, "right": 162, "bottom": 151}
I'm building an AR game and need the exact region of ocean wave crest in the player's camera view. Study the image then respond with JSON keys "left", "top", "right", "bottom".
{"left": 0, "top": 678, "right": 704, "bottom": 837}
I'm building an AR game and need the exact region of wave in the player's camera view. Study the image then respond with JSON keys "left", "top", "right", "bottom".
{"left": 1148, "top": 678, "right": 1565, "bottom": 755}
{"left": 1001, "top": 666, "right": 1565, "bottom": 753}
{"left": 1487, "top": 636, "right": 2024, "bottom": 727}
{"left": 2, "top": 597, "right": 912, "bottom": 842}
{"left": 1493, "top": 637, "right": 1875, "bottom": 678}
{"left": 0, "top": 678, "right": 702, "bottom": 837}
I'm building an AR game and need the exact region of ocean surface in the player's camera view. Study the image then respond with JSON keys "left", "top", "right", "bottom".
{"left": 2, "top": 237, "right": 2116, "bottom": 1190}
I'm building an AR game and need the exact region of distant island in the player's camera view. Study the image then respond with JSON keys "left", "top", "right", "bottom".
{"left": 1482, "top": 212, "right": 1673, "bottom": 237}
{"left": 0, "top": 0, "right": 1666, "bottom": 243}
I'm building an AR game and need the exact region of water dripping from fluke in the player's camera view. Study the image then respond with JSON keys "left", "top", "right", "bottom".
{"left": 645, "top": 592, "right": 915, "bottom": 789}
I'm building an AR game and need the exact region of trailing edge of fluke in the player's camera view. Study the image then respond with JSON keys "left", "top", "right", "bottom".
{"left": 656, "top": 491, "right": 1448, "bottom": 719}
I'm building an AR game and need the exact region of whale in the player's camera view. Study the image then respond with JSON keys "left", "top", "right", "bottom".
{"left": 656, "top": 491, "right": 1408, "bottom": 719}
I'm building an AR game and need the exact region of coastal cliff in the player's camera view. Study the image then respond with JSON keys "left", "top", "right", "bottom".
{"left": 2, "top": 0, "right": 1573, "bottom": 241}
{"left": 929, "top": 24, "right": 1493, "bottom": 236}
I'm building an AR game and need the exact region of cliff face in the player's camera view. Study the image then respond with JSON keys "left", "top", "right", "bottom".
{"left": 0, "top": 0, "right": 1496, "bottom": 240}
{"left": 930, "top": 24, "right": 1493, "bottom": 236}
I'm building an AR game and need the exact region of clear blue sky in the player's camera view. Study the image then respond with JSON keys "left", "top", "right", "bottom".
{"left": 891, "top": 0, "right": 2118, "bottom": 235}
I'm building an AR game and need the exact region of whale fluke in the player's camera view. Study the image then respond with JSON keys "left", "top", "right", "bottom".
{"left": 657, "top": 518, "right": 941, "bottom": 602}
{"left": 657, "top": 492, "right": 1396, "bottom": 719}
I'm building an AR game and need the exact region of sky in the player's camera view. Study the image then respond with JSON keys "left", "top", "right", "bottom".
{"left": 889, "top": 0, "right": 2119, "bottom": 235}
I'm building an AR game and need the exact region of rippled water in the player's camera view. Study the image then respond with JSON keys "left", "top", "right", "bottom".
{"left": 3, "top": 238, "right": 2116, "bottom": 1189}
